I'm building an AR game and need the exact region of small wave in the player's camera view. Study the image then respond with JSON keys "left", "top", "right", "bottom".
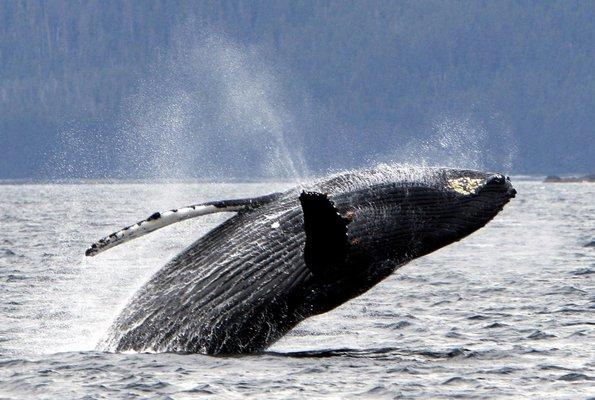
{"left": 362, "top": 385, "right": 391, "bottom": 396}
{"left": 558, "top": 373, "right": 594, "bottom": 382}
{"left": 266, "top": 346, "right": 471, "bottom": 360}
{"left": 521, "top": 347, "right": 549, "bottom": 355}
{"left": 484, "top": 322, "right": 508, "bottom": 329}
{"left": 122, "top": 380, "right": 170, "bottom": 392}
{"left": 441, "top": 376, "right": 475, "bottom": 385}
{"left": 0, "top": 358, "right": 31, "bottom": 368}
{"left": 479, "top": 287, "right": 507, "bottom": 293}
{"left": 266, "top": 347, "right": 399, "bottom": 359}
{"left": 367, "top": 310, "right": 400, "bottom": 318}
{"left": 38, "top": 368, "right": 61, "bottom": 376}
{"left": 526, "top": 330, "right": 556, "bottom": 340}
{"left": 570, "top": 268, "right": 594, "bottom": 276}
{"left": 444, "top": 330, "right": 462, "bottom": 340}
{"left": 552, "top": 307, "right": 591, "bottom": 314}
{"left": 431, "top": 299, "right": 450, "bottom": 306}
{"left": 395, "top": 274, "right": 428, "bottom": 283}
{"left": 186, "top": 384, "right": 215, "bottom": 394}
{"left": 467, "top": 314, "right": 489, "bottom": 320}
{"left": 0, "top": 249, "right": 25, "bottom": 258}
{"left": 415, "top": 347, "right": 470, "bottom": 359}
{"left": 538, "top": 364, "right": 574, "bottom": 371}
{"left": 5, "top": 274, "right": 30, "bottom": 282}
{"left": 550, "top": 286, "right": 588, "bottom": 295}
{"left": 567, "top": 330, "right": 587, "bottom": 337}
{"left": 482, "top": 366, "right": 520, "bottom": 375}
{"left": 429, "top": 280, "right": 452, "bottom": 286}
{"left": 375, "top": 321, "right": 412, "bottom": 330}
{"left": 561, "top": 321, "right": 595, "bottom": 327}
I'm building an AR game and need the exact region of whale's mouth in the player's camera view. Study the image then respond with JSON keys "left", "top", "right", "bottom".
{"left": 479, "top": 174, "right": 517, "bottom": 199}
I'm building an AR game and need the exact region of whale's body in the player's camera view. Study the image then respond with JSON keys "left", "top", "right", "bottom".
{"left": 94, "top": 166, "right": 516, "bottom": 354}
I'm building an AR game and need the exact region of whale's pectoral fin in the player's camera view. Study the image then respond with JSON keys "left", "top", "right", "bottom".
{"left": 85, "top": 192, "right": 281, "bottom": 257}
{"left": 299, "top": 191, "right": 351, "bottom": 278}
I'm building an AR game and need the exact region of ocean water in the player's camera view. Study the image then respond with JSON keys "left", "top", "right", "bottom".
{"left": 0, "top": 179, "right": 593, "bottom": 399}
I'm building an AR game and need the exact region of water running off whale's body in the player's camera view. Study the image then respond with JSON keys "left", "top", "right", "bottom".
{"left": 87, "top": 166, "right": 516, "bottom": 354}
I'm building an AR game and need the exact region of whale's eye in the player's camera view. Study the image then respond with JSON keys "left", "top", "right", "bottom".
{"left": 447, "top": 177, "right": 484, "bottom": 195}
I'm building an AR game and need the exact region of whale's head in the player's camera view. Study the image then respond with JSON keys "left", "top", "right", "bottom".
{"left": 346, "top": 169, "right": 515, "bottom": 263}
{"left": 301, "top": 168, "right": 515, "bottom": 293}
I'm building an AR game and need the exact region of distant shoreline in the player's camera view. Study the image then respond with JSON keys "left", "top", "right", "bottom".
{"left": 0, "top": 174, "right": 590, "bottom": 185}
{"left": 544, "top": 174, "right": 595, "bottom": 183}
{"left": 0, "top": 178, "right": 299, "bottom": 185}
{"left": 1, "top": 174, "right": 594, "bottom": 185}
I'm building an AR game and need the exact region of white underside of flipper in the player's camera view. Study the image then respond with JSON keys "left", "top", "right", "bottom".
{"left": 85, "top": 203, "right": 245, "bottom": 257}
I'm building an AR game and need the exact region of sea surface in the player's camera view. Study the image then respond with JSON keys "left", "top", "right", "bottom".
{"left": 0, "top": 179, "right": 593, "bottom": 399}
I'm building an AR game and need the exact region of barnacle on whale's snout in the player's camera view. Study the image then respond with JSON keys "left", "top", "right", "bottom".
{"left": 447, "top": 177, "right": 485, "bottom": 195}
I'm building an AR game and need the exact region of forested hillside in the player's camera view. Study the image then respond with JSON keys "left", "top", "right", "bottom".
{"left": 1, "top": 0, "right": 593, "bottom": 178}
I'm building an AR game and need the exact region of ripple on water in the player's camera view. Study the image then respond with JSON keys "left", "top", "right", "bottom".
{"left": 374, "top": 321, "right": 412, "bottom": 330}
{"left": 0, "top": 249, "right": 21, "bottom": 257}
{"left": 186, "top": 384, "right": 216, "bottom": 394}
{"left": 570, "top": 267, "right": 594, "bottom": 276}
{"left": 441, "top": 376, "right": 476, "bottom": 385}
{"left": 484, "top": 322, "right": 508, "bottom": 329}
{"left": 5, "top": 274, "right": 30, "bottom": 282}
{"left": 526, "top": 330, "right": 556, "bottom": 340}
{"left": 467, "top": 315, "right": 489, "bottom": 321}
{"left": 557, "top": 373, "right": 594, "bottom": 382}
{"left": 482, "top": 366, "right": 520, "bottom": 375}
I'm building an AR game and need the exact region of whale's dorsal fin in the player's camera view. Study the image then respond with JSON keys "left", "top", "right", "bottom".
{"left": 85, "top": 193, "right": 281, "bottom": 257}
{"left": 299, "top": 191, "right": 351, "bottom": 278}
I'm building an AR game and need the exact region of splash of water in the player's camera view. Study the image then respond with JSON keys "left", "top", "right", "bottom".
{"left": 40, "top": 32, "right": 311, "bottom": 354}
{"left": 383, "top": 115, "right": 518, "bottom": 173}
{"left": 116, "top": 34, "right": 309, "bottom": 183}
{"left": 47, "top": 32, "right": 309, "bottom": 185}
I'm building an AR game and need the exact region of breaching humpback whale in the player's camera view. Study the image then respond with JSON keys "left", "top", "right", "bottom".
{"left": 87, "top": 166, "right": 516, "bottom": 354}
